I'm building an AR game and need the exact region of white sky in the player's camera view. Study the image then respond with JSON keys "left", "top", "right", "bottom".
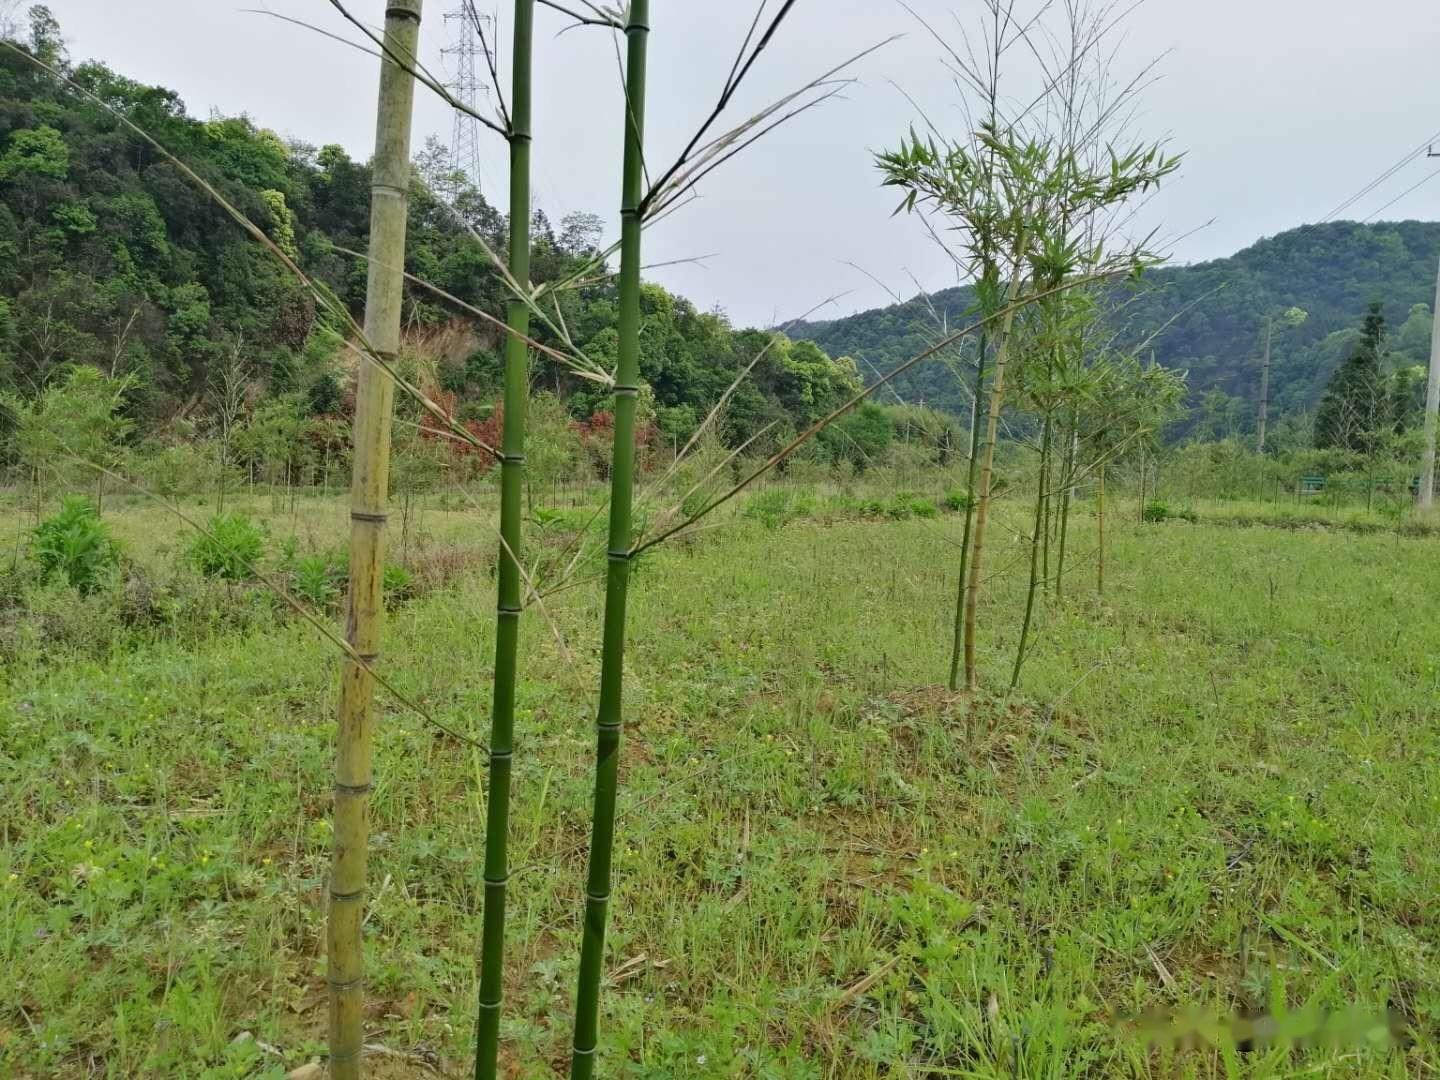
{"left": 41, "top": 1, "right": 1440, "bottom": 327}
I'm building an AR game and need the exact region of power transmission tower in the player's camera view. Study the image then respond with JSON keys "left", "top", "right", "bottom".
{"left": 441, "top": 4, "right": 492, "bottom": 200}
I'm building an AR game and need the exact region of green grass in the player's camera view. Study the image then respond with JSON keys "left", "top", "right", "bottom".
{"left": 1145, "top": 493, "right": 1440, "bottom": 537}
{"left": 1, "top": 493, "right": 1437, "bottom": 1077}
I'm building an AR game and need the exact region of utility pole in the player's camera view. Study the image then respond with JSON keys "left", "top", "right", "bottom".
{"left": 441, "top": 3, "right": 491, "bottom": 199}
{"left": 1256, "top": 315, "right": 1272, "bottom": 454}
{"left": 1419, "top": 146, "right": 1440, "bottom": 509}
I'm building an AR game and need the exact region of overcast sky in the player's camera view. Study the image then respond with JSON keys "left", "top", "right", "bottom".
{"left": 42, "top": 1, "right": 1440, "bottom": 327}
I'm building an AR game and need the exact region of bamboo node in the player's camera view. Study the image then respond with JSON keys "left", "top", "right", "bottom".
{"left": 350, "top": 510, "right": 388, "bottom": 523}
{"left": 484, "top": 874, "right": 510, "bottom": 886}
{"left": 606, "top": 549, "right": 631, "bottom": 562}
{"left": 497, "top": 606, "right": 522, "bottom": 618}
{"left": 384, "top": 5, "right": 421, "bottom": 23}
{"left": 333, "top": 781, "right": 373, "bottom": 796}
{"left": 500, "top": 453, "right": 527, "bottom": 464}
{"left": 326, "top": 976, "right": 365, "bottom": 991}
{"left": 612, "top": 384, "right": 640, "bottom": 397}
{"left": 489, "top": 749, "right": 514, "bottom": 761}
{"left": 585, "top": 890, "right": 612, "bottom": 903}
{"left": 573, "top": 1044, "right": 598, "bottom": 1056}
{"left": 329, "top": 889, "right": 365, "bottom": 903}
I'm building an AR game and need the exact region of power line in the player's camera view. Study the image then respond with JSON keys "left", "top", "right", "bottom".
{"left": 1363, "top": 163, "right": 1440, "bottom": 223}
{"left": 1320, "top": 127, "right": 1440, "bottom": 223}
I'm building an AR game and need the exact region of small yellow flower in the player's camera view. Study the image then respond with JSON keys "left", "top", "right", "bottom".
{"left": 7, "top": 873, "right": 17, "bottom": 882}
{"left": 84, "top": 840, "right": 94, "bottom": 849}
{"left": 262, "top": 857, "right": 272, "bottom": 866}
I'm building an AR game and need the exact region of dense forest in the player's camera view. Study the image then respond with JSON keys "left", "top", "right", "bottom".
{"left": 793, "top": 220, "right": 1440, "bottom": 433}
{"left": 0, "top": 9, "right": 907, "bottom": 476}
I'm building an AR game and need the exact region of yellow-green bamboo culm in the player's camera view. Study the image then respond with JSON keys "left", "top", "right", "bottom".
{"left": 1010, "top": 411, "right": 1051, "bottom": 689}
{"left": 1097, "top": 464, "right": 1106, "bottom": 595}
{"left": 474, "top": 1, "right": 534, "bottom": 1076}
{"left": 948, "top": 333, "right": 986, "bottom": 692}
{"left": 570, "top": 3, "right": 649, "bottom": 1075}
{"left": 962, "top": 264, "right": 1025, "bottom": 691}
{"left": 328, "top": 3, "right": 423, "bottom": 1077}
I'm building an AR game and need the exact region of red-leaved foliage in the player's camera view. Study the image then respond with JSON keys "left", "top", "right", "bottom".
{"left": 571, "top": 409, "right": 660, "bottom": 478}
{"left": 420, "top": 391, "right": 503, "bottom": 476}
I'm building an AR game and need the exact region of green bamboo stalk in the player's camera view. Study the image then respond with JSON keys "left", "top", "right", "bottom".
{"left": 1137, "top": 449, "right": 1147, "bottom": 523}
{"left": 1096, "top": 464, "right": 1106, "bottom": 595}
{"left": 948, "top": 333, "right": 987, "bottom": 692}
{"left": 328, "top": 3, "right": 424, "bottom": 1077}
{"left": 1011, "top": 411, "right": 1051, "bottom": 689}
{"left": 962, "top": 256, "right": 1026, "bottom": 692}
{"left": 570, "top": 3, "right": 649, "bottom": 1075}
{"left": 1040, "top": 440, "right": 1051, "bottom": 594}
{"left": 474, "top": 3, "right": 534, "bottom": 1075}
{"left": 1056, "top": 416, "right": 1076, "bottom": 602}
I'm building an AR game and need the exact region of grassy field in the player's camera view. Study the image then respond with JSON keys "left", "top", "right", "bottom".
{"left": 1, "top": 491, "right": 1437, "bottom": 1077}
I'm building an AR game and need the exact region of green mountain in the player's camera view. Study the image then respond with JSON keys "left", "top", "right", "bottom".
{"left": 792, "top": 221, "right": 1440, "bottom": 431}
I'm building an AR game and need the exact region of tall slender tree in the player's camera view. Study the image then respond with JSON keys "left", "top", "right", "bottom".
{"left": 328, "top": 2, "right": 424, "bottom": 1078}
{"left": 570, "top": 3, "right": 649, "bottom": 1075}
{"left": 1418, "top": 258, "right": 1440, "bottom": 509}
{"left": 1256, "top": 317, "right": 1273, "bottom": 453}
{"left": 1256, "top": 305, "right": 1306, "bottom": 454}
{"left": 474, "top": 3, "right": 535, "bottom": 1076}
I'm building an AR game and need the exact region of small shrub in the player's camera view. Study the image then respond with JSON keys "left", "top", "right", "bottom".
{"left": 190, "top": 514, "right": 265, "bottom": 579}
{"left": 32, "top": 498, "right": 120, "bottom": 594}
{"left": 740, "top": 489, "right": 816, "bottom": 529}
{"left": 1143, "top": 500, "right": 1170, "bottom": 523}
{"left": 293, "top": 553, "right": 341, "bottom": 607}
{"left": 277, "top": 534, "right": 301, "bottom": 567}
{"left": 908, "top": 497, "right": 938, "bottom": 519}
{"left": 857, "top": 497, "right": 888, "bottom": 517}
{"left": 944, "top": 489, "right": 975, "bottom": 512}
{"left": 743, "top": 488, "right": 796, "bottom": 530}
{"left": 384, "top": 564, "right": 415, "bottom": 603}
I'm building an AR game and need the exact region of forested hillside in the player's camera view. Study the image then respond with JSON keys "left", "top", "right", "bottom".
{"left": 0, "top": 10, "right": 887, "bottom": 466}
{"left": 793, "top": 221, "right": 1440, "bottom": 430}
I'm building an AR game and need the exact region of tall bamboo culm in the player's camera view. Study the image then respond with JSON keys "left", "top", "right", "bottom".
{"left": 962, "top": 267, "right": 1025, "bottom": 691}
{"left": 1096, "top": 465, "right": 1106, "bottom": 594}
{"left": 329, "top": 2, "right": 424, "bottom": 1077}
{"left": 948, "top": 334, "right": 987, "bottom": 692}
{"left": 474, "top": 3, "right": 534, "bottom": 1076}
{"left": 571, "top": 3, "right": 649, "bottom": 1075}
{"left": 1011, "top": 412, "right": 1051, "bottom": 689}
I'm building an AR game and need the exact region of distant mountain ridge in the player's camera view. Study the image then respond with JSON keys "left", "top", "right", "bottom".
{"left": 790, "top": 221, "right": 1440, "bottom": 428}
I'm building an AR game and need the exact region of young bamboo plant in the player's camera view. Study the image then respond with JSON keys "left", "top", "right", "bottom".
{"left": 878, "top": 0, "right": 1179, "bottom": 691}
{"left": 474, "top": 2, "right": 535, "bottom": 1076}
{"left": 329, "top": 2, "right": 425, "bottom": 1077}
